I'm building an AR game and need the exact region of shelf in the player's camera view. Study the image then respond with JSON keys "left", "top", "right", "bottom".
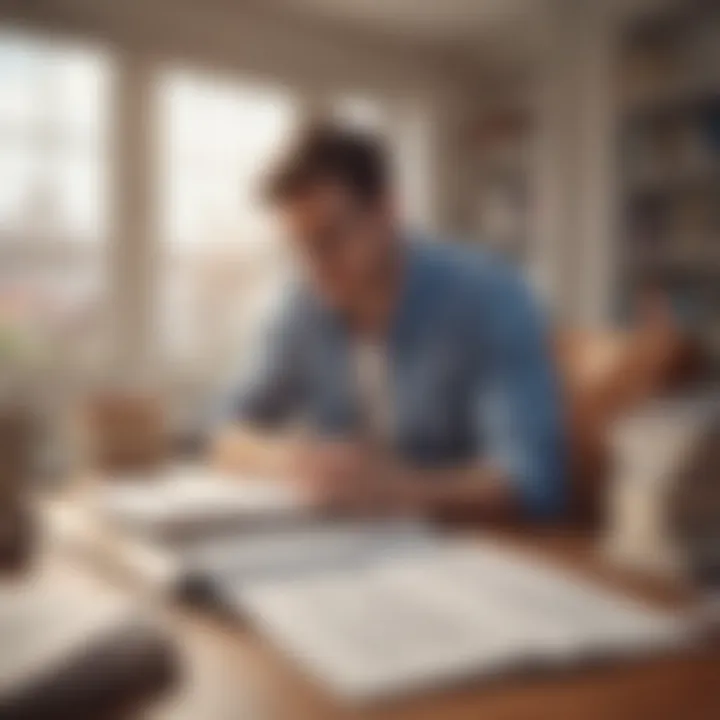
{"left": 622, "top": 83, "right": 720, "bottom": 122}
{"left": 627, "top": 251, "right": 720, "bottom": 278}
{"left": 625, "top": 165, "right": 720, "bottom": 199}
{"left": 618, "top": 3, "right": 720, "bottom": 372}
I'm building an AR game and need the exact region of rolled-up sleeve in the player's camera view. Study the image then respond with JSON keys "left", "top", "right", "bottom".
{"left": 472, "top": 270, "right": 566, "bottom": 520}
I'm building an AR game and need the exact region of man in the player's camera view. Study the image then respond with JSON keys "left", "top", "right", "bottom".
{"left": 213, "top": 123, "right": 565, "bottom": 522}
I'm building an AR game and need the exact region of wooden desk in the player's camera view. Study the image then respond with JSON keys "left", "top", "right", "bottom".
{"left": 51, "top": 524, "right": 720, "bottom": 720}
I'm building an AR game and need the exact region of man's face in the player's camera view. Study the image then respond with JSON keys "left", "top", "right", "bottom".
{"left": 279, "top": 182, "right": 396, "bottom": 313}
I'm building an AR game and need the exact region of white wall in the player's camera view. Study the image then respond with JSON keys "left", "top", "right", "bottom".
{"left": 0, "top": 0, "right": 471, "bottom": 99}
{"left": 529, "top": 0, "right": 619, "bottom": 327}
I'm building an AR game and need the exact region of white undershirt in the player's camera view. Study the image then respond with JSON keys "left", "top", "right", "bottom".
{"left": 352, "top": 339, "right": 393, "bottom": 445}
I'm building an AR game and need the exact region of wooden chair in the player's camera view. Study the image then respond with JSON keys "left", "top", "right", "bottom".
{"left": 81, "top": 392, "right": 169, "bottom": 476}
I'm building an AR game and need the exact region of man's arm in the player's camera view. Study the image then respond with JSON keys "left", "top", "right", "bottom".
{"left": 340, "top": 267, "right": 565, "bottom": 523}
{"left": 208, "top": 296, "right": 306, "bottom": 478}
{"left": 211, "top": 424, "right": 300, "bottom": 477}
{"left": 373, "top": 458, "right": 522, "bottom": 523}
{"left": 286, "top": 441, "right": 521, "bottom": 522}
{"left": 211, "top": 269, "right": 564, "bottom": 523}
{"left": 467, "top": 266, "right": 566, "bottom": 521}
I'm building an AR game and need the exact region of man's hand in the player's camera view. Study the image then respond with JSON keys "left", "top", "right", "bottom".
{"left": 212, "top": 425, "right": 520, "bottom": 522}
{"left": 291, "top": 441, "right": 520, "bottom": 522}
{"left": 211, "top": 427, "right": 409, "bottom": 513}
{"left": 291, "top": 441, "right": 413, "bottom": 515}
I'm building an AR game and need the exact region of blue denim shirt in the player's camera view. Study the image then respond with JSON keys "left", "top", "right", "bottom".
{"left": 226, "top": 240, "right": 565, "bottom": 520}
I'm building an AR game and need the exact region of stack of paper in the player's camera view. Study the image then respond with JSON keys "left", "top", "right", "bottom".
{"left": 93, "top": 467, "right": 310, "bottom": 541}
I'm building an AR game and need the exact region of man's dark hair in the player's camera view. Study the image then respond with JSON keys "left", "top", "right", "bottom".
{"left": 263, "top": 122, "right": 389, "bottom": 205}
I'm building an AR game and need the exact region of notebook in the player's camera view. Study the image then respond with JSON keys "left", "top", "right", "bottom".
{"left": 227, "top": 540, "right": 689, "bottom": 703}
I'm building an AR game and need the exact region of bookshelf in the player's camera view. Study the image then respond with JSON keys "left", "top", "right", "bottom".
{"left": 618, "top": 1, "right": 720, "bottom": 367}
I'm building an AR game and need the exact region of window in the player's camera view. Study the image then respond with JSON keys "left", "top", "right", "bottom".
{"left": 0, "top": 29, "right": 112, "bottom": 382}
{"left": 157, "top": 69, "right": 300, "bottom": 373}
{"left": 156, "top": 73, "right": 434, "bottom": 379}
{"left": 332, "top": 92, "right": 434, "bottom": 229}
{"left": 0, "top": 30, "right": 110, "bottom": 242}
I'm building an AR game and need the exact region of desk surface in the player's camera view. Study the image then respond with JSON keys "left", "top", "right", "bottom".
{"left": 50, "top": 524, "right": 720, "bottom": 720}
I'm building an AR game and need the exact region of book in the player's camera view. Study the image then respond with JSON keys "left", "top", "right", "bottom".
{"left": 228, "top": 539, "right": 688, "bottom": 703}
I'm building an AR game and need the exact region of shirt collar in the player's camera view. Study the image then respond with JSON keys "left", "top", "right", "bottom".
{"left": 309, "top": 234, "right": 432, "bottom": 348}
